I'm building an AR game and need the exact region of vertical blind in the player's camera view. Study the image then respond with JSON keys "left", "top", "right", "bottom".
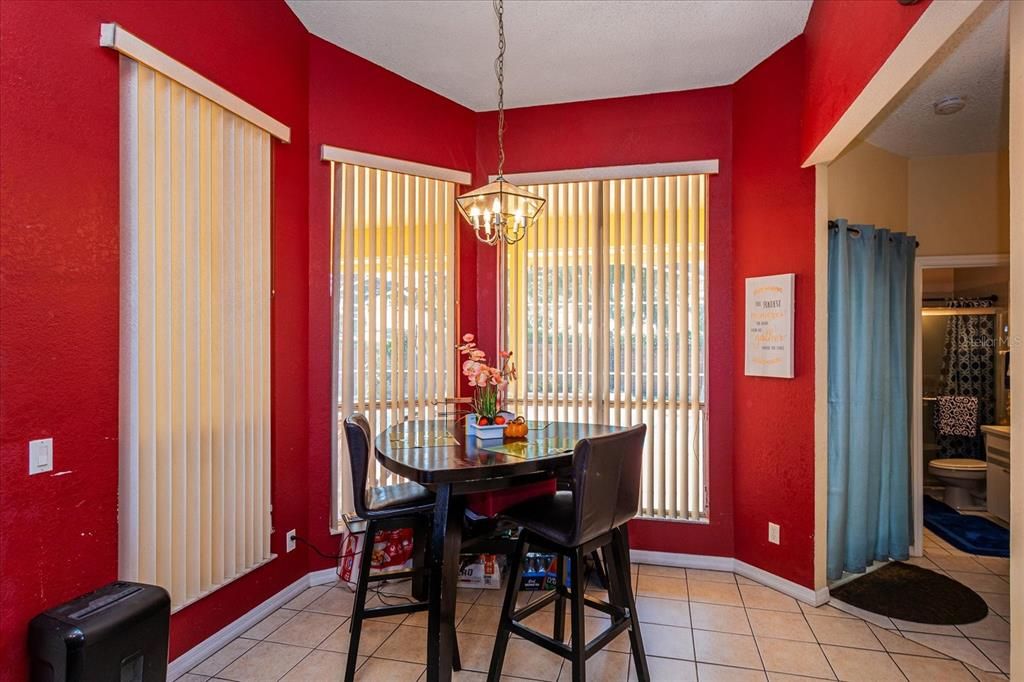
{"left": 119, "top": 58, "right": 273, "bottom": 609}
{"left": 332, "top": 163, "right": 456, "bottom": 519}
{"left": 505, "top": 175, "right": 707, "bottom": 520}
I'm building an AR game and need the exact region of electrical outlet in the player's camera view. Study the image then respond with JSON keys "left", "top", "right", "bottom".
{"left": 768, "top": 522, "right": 780, "bottom": 545}
{"left": 286, "top": 529, "right": 297, "bottom": 553}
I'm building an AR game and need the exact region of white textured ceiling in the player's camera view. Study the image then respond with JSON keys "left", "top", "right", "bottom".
{"left": 287, "top": 0, "right": 811, "bottom": 111}
{"left": 864, "top": 0, "right": 1009, "bottom": 158}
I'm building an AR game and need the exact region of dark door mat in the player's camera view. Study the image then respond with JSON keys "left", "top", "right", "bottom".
{"left": 923, "top": 495, "right": 1010, "bottom": 557}
{"left": 830, "top": 561, "right": 988, "bottom": 624}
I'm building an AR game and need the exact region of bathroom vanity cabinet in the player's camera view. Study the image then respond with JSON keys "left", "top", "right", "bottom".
{"left": 981, "top": 425, "right": 1011, "bottom": 523}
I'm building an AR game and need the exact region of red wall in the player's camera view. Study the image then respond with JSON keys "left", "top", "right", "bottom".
{"left": 305, "top": 35, "right": 478, "bottom": 564}
{"left": 732, "top": 37, "right": 817, "bottom": 587}
{"left": 801, "top": 0, "right": 932, "bottom": 162}
{"left": 0, "top": 0, "right": 311, "bottom": 674}
{"left": 472, "top": 89, "right": 737, "bottom": 557}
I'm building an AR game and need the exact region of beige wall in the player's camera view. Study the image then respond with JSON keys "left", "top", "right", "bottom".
{"left": 909, "top": 150, "right": 1010, "bottom": 256}
{"left": 828, "top": 139, "right": 909, "bottom": 232}
{"left": 828, "top": 139, "right": 1010, "bottom": 257}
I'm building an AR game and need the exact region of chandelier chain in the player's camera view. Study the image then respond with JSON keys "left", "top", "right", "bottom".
{"left": 494, "top": 0, "right": 505, "bottom": 178}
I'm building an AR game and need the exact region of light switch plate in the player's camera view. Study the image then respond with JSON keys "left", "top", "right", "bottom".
{"left": 29, "top": 438, "right": 53, "bottom": 475}
{"left": 768, "top": 522, "right": 780, "bottom": 545}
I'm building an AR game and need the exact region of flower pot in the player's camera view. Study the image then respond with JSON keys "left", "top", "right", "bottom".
{"left": 466, "top": 414, "right": 508, "bottom": 441}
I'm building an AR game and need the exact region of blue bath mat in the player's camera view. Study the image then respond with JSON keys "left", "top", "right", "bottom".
{"left": 923, "top": 495, "right": 1009, "bottom": 557}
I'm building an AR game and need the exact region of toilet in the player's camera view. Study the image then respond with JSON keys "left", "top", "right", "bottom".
{"left": 927, "top": 458, "right": 987, "bottom": 510}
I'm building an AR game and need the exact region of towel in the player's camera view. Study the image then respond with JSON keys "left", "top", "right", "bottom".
{"left": 934, "top": 396, "right": 979, "bottom": 437}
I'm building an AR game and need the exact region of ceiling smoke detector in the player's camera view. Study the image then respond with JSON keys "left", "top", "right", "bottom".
{"left": 933, "top": 96, "right": 967, "bottom": 115}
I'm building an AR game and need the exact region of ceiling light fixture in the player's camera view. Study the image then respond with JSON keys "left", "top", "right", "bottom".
{"left": 456, "top": 0, "right": 545, "bottom": 247}
{"left": 933, "top": 95, "right": 967, "bottom": 115}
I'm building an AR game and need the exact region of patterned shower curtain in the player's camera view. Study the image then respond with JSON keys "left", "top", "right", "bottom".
{"left": 937, "top": 307, "right": 996, "bottom": 459}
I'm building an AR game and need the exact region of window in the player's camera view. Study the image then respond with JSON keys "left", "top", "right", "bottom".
{"left": 504, "top": 174, "right": 708, "bottom": 520}
{"left": 331, "top": 161, "right": 458, "bottom": 524}
{"left": 114, "top": 21, "right": 288, "bottom": 610}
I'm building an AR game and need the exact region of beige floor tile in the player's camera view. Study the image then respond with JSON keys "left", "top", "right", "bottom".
{"left": 697, "top": 663, "right": 769, "bottom": 681}
{"left": 956, "top": 612, "right": 1009, "bottom": 641}
{"left": 693, "top": 630, "right": 761, "bottom": 669}
{"left": 973, "top": 556, "right": 1009, "bottom": 576}
{"left": 318, "top": 619, "right": 396, "bottom": 656}
{"left": 690, "top": 603, "right": 752, "bottom": 636}
{"left": 944, "top": 572, "right": 1009, "bottom": 594}
{"left": 284, "top": 585, "right": 332, "bottom": 611}
{"left": 867, "top": 625, "right": 947, "bottom": 658}
{"left": 739, "top": 586, "right": 800, "bottom": 613}
{"left": 457, "top": 587, "right": 483, "bottom": 603}
{"left": 306, "top": 588, "right": 356, "bottom": 617}
{"left": 901, "top": 557, "right": 941, "bottom": 572}
{"left": 755, "top": 637, "right": 835, "bottom": 679}
{"left": 218, "top": 641, "right": 311, "bottom": 682}
{"left": 735, "top": 575, "right": 759, "bottom": 586}
{"left": 557, "top": 650, "right": 630, "bottom": 682}
{"left": 636, "top": 575, "right": 688, "bottom": 601}
{"left": 642, "top": 623, "right": 695, "bottom": 660}
{"left": 374, "top": 624, "right": 430, "bottom": 664}
{"left": 963, "top": 662, "right": 1010, "bottom": 681}
{"left": 502, "top": 636, "right": 566, "bottom": 681}
{"left": 241, "top": 609, "right": 298, "bottom": 640}
{"left": 629, "top": 655, "right": 697, "bottom": 682}
{"left": 586, "top": 615, "right": 631, "bottom": 653}
{"left": 979, "top": 592, "right": 1010, "bottom": 618}
{"left": 689, "top": 580, "right": 743, "bottom": 607}
{"left": 403, "top": 600, "right": 471, "bottom": 628}
{"left": 820, "top": 645, "right": 904, "bottom": 681}
{"left": 449, "top": 631, "right": 498, "bottom": 672}
{"left": 890, "top": 619, "right": 961, "bottom": 636}
{"left": 890, "top": 654, "right": 976, "bottom": 682}
{"left": 805, "top": 615, "right": 881, "bottom": 650}
{"left": 799, "top": 603, "right": 855, "bottom": 620}
{"left": 177, "top": 675, "right": 209, "bottom": 682}
{"left": 826, "top": 601, "right": 895, "bottom": 629}
{"left": 191, "top": 638, "right": 258, "bottom": 676}
{"left": 687, "top": 569, "right": 737, "bottom": 584}
{"left": 266, "top": 610, "right": 346, "bottom": 648}
{"left": 280, "top": 649, "right": 354, "bottom": 681}
{"left": 448, "top": 671, "right": 488, "bottom": 682}
{"left": 901, "top": 633, "right": 999, "bottom": 672}
{"left": 457, "top": 603, "right": 502, "bottom": 636}
{"left": 638, "top": 563, "right": 688, "bottom": 579}
{"left": 354, "top": 657, "right": 424, "bottom": 682}
{"left": 634, "top": 596, "right": 690, "bottom": 627}
{"left": 476, "top": 587, "right": 516, "bottom": 606}
{"left": 376, "top": 579, "right": 413, "bottom": 597}
{"left": 926, "top": 555, "right": 987, "bottom": 574}
{"left": 971, "top": 638, "right": 1009, "bottom": 674}
{"left": 520, "top": 604, "right": 560, "bottom": 638}
{"left": 746, "top": 610, "right": 815, "bottom": 643}
{"left": 765, "top": 674, "right": 833, "bottom": 681}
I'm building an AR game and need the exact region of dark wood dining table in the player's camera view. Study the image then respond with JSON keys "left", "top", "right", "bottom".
{"left": 375, "top": 418, "right": 628, "bottom": 682}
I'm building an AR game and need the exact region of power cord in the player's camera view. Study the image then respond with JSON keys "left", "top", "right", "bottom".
{"left": 289, "top": 532, "right": 420, "bottom": 605}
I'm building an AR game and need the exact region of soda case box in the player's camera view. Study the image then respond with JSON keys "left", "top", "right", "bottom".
{"left": 458, "top": 553, "right": 505, "bottom": 589}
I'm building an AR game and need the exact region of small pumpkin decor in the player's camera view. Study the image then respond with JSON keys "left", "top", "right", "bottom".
{"left": 504, "top": 416, "right": 529, "bottom": 438}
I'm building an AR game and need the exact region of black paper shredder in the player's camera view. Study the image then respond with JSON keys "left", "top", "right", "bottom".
{"left": 29, "top": 581, "right": 170, "bottom": 682}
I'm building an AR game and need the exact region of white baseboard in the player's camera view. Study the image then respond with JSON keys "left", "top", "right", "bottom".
{"left": 308, "top": 566, "right": 341, "bottom": 586}
{"left": 168, "top": 572, "right": 318, "bottom": 680}
{"left": 630, "top": 549, "right": 734, "bottom": 572}
{"left": 630, "top": 551, "right": 829, "bottom": 606}
{"left": 733, "top": 560, "right": 829, "bottom": 606}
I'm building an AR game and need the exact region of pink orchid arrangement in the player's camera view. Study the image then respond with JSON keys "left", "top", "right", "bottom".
{"left": 457, "top": 333, "right": 516, "bottom": 420}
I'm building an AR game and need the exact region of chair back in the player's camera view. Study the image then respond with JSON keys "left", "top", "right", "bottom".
{"left": 570, "top": 424, "right": 647, "bottom": 546}
{"left": 343, "top": 413, "right": 373, "bottom": 518}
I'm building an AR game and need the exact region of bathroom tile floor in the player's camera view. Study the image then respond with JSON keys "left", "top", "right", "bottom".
{"left": 184, "top": 553, "right": 1009, "bottom": 682}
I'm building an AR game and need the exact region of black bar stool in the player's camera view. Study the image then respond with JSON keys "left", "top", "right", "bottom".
{"left": 488, "top": 425, "right": 650, "bottom": 682}
{"left": 342, "top": 414, "right": 460, "bottom": 682}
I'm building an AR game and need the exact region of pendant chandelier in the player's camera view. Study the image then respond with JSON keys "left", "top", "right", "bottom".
{"left": 456, "top": 0, "right": 545, "bottom": 246}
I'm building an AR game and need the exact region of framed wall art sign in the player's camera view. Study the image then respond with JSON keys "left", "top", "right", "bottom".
{"left": 744, "top": 273, "right": 795, "bottom": 378}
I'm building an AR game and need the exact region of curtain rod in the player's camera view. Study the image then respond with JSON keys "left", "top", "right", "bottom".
{"left": 827, "top": 220, "right": 919, "bottom": 248}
